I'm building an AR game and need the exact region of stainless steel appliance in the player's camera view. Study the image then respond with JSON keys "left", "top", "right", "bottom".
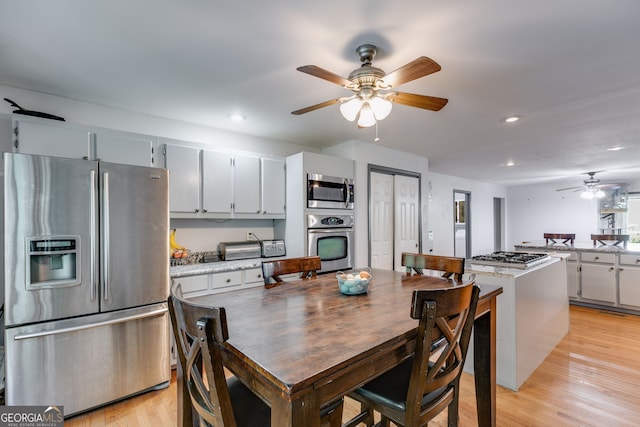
{"left": 218, "top": 240, "right": 262, "bottom": 260}
{"left": 3, "top": 153, "right": 170, "bottom": 416}
{"left": 307, "top": 173, "right": 354, "bottom": 209}
{"left": 307, "top": 214, "right": 354, "bottom": 273}
{"left": 260, "top": 239, "right": 286, "bottom": 258}
{"left": 469, "top": 251, "right": 550, "bottom": 269}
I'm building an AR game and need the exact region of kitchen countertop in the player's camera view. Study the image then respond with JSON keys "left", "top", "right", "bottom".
{"left": 466, "top": 256, "right": 561, "bottom": 278}
{"left": 170, "top": 257, "right": 285, "bottom": 278}
{"left": 515, "top": 240, "right": 640, "bottom": 254}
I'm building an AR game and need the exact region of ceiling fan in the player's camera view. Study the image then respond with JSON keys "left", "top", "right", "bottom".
{"left": 291, "top": 44, "right": 448, "bottom": 127}
{"left": 556, "top": 172, "right": 624, "bottom": 199}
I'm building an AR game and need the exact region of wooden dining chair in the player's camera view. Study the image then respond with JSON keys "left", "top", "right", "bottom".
{"left": 343, "top": 276, "right": 480, "bottom": 427}
{"left": 169, "top": 282, "right": 344, "bottom": 427}
{"left": 168, "top": 282, "right": 271, "bottom": 426}
{"left": 402, "top": 252, "right": 465, "bottom": 282}
{"left": 261, "top": 256, "right": 322, "bottom": 288}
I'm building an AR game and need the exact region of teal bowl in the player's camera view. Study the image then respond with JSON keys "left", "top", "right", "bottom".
{"left": 337, "top": 268, "right": 372, "bottom": 295}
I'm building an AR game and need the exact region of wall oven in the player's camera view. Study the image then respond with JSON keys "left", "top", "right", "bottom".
{"left": 307, "top": 173, "right": 354, "bottom": 209}
{"left": 307, "top": 214, "right": 354, "bottom": 273}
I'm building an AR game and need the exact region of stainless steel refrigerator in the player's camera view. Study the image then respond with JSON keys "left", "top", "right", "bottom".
{"left": 3, "top": 152, "right": 170, "bottom": 416}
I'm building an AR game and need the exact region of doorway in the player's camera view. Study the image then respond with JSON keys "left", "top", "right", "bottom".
{"left": 453, "top": 190, "right": 471, "bottom": 259}
{"left": 494, "top": 197, "right": 505, "bottom": 251}
{"left": 369, "top": 166, "right": 421, "bottom": 271}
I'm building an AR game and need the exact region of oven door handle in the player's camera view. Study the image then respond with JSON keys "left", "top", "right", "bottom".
{"left": 343, "top": 178, "right": 350, "bottom": 207}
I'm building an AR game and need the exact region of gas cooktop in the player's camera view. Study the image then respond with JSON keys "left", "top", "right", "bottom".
{"left": 470, "top": 251, "right": 550, "bottom": 269}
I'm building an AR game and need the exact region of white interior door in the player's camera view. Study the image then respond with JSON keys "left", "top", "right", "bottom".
{"left": 370, "top": 172, "right": 394, "bottom": 270}
{"left": 394, "top": 175, "right": 420, "bottom": 271}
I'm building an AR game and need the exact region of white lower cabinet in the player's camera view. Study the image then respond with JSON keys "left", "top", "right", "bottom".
{"left": 175, "top": 267, "right": 264, "bottom": 298}
{"left": 580, "top": 262, "right": 616, "bottom": 303}
{"left": 567, "top": 260, "right": 579, "bottom": 299}
{"left": 619, "top": 261, "right": 640, "bottom": 308}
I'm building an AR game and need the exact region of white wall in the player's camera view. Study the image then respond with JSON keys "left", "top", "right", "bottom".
{"left": 323, "top": 140, "right": 429, "bottom": 268}
{"left": 428, "top": 172, "right": 507, "bottom": 257}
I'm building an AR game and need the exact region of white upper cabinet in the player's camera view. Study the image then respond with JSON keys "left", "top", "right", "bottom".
{"left": 14, "top": 117, "right": 92, "bottom": 159}
{"left": 164, "top": 144, "right": 200, "bottom": 213}
{"left": 13, "top": 115, "right": 156, "bottom": 167}
{"left": 95, "top": 130, "right": 154, "bottom": 167}
{"left": 233, "top": 154, "right": 261, "bottom": 214}
{"left": 202, "top": 150, "right": 233, "bottom": 214}
{"left": 261, "top": 158, "right": 285, "bottom": 215}
{"left": 165, "top": 145, "right": 284, "bottom": 219}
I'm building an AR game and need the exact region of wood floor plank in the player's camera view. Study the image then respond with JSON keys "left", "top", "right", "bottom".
{"left": 64, "top": 305, "right": 640, "bottom": 426}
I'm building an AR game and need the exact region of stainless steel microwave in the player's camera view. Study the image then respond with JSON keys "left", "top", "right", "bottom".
{"left": 307, "top": 173, "right": 354, "bottom": 209}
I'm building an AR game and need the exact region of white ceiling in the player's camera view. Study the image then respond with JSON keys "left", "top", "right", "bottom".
{"left": 2, "top": 1, "right": 640, "bottom": 187}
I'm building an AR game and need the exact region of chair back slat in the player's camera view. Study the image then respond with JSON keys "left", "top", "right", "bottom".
{"left": 401, "top": 252, "right": 465, "bottom": 282}
{"left": 262, "top": 256, "right": 322, "bottom": 288}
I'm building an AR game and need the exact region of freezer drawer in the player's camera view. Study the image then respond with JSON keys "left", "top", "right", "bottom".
{"left": 4, "top": 304, "right": 170, "bottom": 417}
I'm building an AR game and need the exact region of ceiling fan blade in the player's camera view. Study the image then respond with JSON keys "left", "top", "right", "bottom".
{"left": 389, "top": 92, "right": 448, "bottom": 111}
{"left": 296, "top": 65, "right": 353, "bottom": 88}
{"left": 556, "top": 186, "right": 583, "bottom": 192}
{"left": 380, "top": 57, "right": 441, "bottom": 88}
{"left": 291, "top": 98, "right": 340, "bottom": 115}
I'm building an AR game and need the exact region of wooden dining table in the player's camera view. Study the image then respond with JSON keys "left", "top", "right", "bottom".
{"left": 181, "top": 268, "right": 503, "bottom": 427}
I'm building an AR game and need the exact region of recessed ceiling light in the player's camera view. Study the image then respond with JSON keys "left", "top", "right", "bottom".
{"left": 505, "top": 160, "right": 516, "bottom": 166}
{"left": 228, "top": 113, "right": 246, "bottom": 123}
{"left": 606, "top": 146, "right": 624, "bottom": 151}
{"left": 503, "top": 116, "right": 523, "bottom": 123}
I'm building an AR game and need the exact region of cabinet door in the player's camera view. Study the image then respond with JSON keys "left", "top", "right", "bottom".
{"left": 619, "top": 266, "right": 640, "bottom": 307}
{"left": 164, "top": 144, "right": 200, "bottom": 213}
{"left": 567, "top": 260, "right": 579, "bottom": 299}
{"left": 580, "top": 263, "right": 616, "bottom": 303}
{"left": 234, "top": 155, "right": 260, "bottom": 214}
{"left": 15, "top": 118, "right": 92, "bottom": 159}
{"left": 202, "top": 150, "right": 233, "bottom": 214}
{"left": 175, "top": 275, "right": 209, "bottom": 295}
{"left": 261, "top": 158, "right": 285, "bottom": 215}
{"left": 95, "top": 130, "right": 155, "bottom": 167}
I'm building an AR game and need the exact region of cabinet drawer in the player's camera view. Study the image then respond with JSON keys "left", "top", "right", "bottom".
{"left": 580, "top": 252, "right": 615, "bottom": 264}
{"left": 243, "top": 267, "right": 265, "bottom": 285}
{"left": 619, "top": 254, "right": 640, "bottom": 266}
{"left": 211, "top": 271, "right": 243, "bottom": 290}
{"left": 174, "top": 275, "right": 208, "bottom": 294}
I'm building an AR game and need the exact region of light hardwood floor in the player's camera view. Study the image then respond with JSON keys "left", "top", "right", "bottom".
{"left": 66, "top": 305, "right": 640, "bottom": 426}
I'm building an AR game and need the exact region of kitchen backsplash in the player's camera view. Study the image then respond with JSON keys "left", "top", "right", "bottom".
{"left": 169, "top": 218, "right": 278, "bottom": 253}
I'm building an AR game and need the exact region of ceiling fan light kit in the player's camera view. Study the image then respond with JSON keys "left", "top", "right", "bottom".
{"left": 292, "top": 43, "right": 448, "bottom": 129}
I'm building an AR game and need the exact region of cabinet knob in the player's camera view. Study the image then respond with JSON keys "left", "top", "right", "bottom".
{"left": 226, "top": 278, "right": 231, "bottom": 283}
{"left": 609, "top": 267, "right": 615, "bottom": 272}
{"left": 619, "top": 268, "right": 624, "bottom": 272}
{"left": 195, "top": 208, "right": 199, "bottom": 213}
{"left": 203, "top": 209, "right": 208, "bottom": 213}
{"left": 594, "top": 256, "right": 599, "bottom": 260}
{"left": 263, "top": 210, "right": 267, "bottom": 214}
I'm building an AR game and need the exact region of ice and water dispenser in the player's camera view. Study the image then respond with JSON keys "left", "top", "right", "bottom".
{"left": 27, "top": 236, "right": 81, "bottom": 289}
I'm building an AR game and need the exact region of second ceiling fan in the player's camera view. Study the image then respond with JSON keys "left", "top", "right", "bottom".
{"left": 292, "top": 44, "right": 448, "bottom": 127}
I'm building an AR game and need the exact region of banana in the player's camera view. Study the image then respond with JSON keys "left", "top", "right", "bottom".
{"left": 170, "top": 228, "right": 186, "bottom": 251}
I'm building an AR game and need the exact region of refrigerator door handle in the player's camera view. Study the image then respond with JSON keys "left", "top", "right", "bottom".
{"left": 12, "top": 306, "right": 168, "bottom": 340}
{"left": 102, "top": 171, "right": 110, "bottom": 301}
{"left": 90, "top": 169, "right": 97, "bottom": 301}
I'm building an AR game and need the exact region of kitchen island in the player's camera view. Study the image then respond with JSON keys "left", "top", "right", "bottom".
{"left": 515, "top": 241, "right": 640, "bottom": 314}
{"left": 465, "top": 256, "right": 569, "bottom": 391}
